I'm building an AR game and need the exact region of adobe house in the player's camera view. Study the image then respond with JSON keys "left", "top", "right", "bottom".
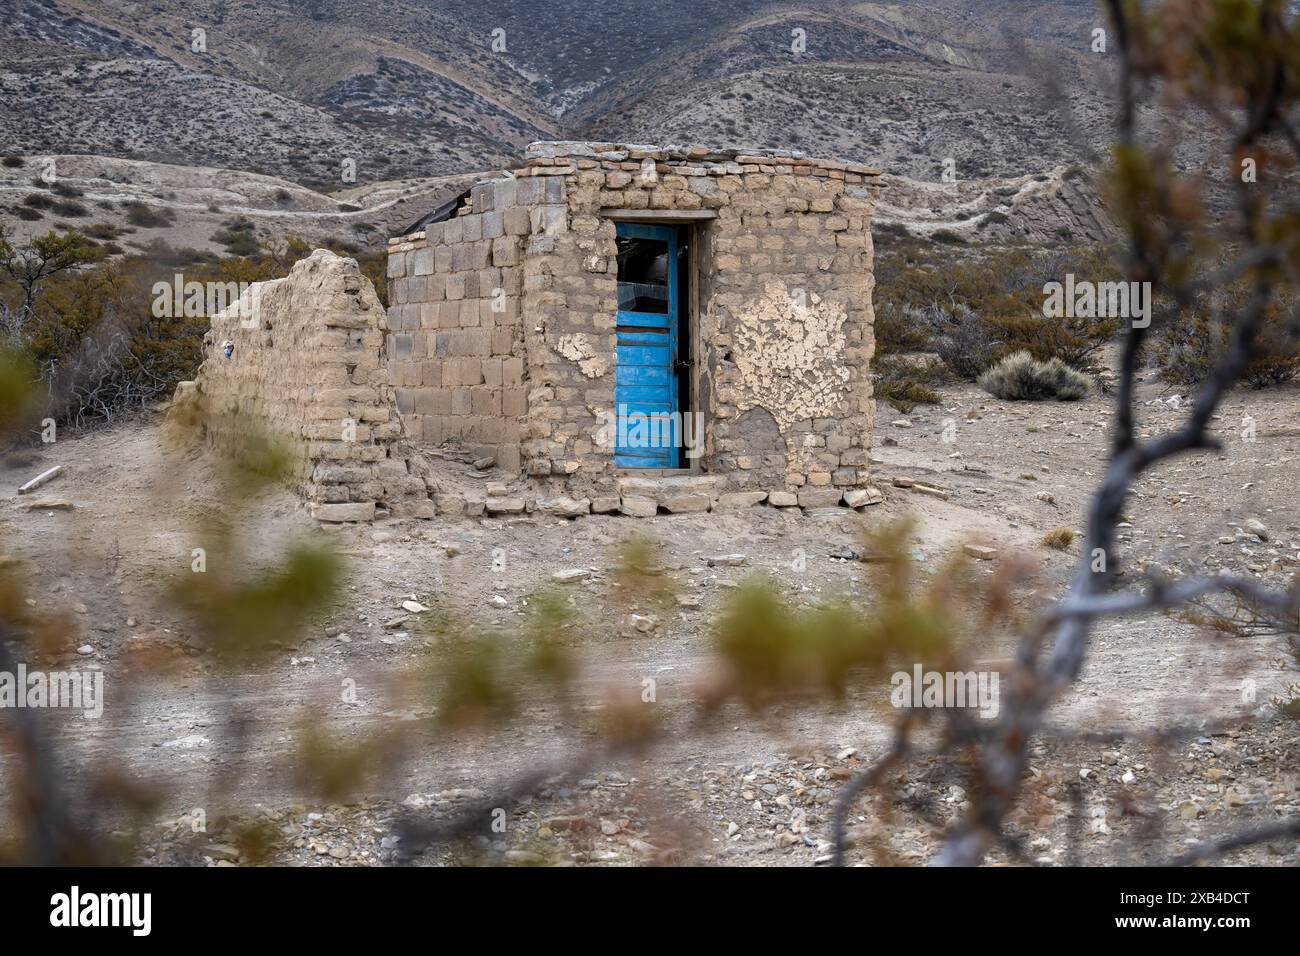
{"left": 385, "top": 141, "right": 884, "bottom": 513}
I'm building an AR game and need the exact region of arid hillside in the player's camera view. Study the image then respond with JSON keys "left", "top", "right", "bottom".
{"left": 3, "top": 0, "right": 1110, "bottom": 189}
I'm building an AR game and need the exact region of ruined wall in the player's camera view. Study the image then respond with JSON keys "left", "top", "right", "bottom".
{"left": 385, "top": 176, "right": 544, "bottom": 473}
{"left": 191, "top": 249, "right": 429, "bottom": 521}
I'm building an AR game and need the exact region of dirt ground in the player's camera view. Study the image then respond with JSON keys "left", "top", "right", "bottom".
{"left": 1, "top": 364, "right": 1298, "bottom": 866}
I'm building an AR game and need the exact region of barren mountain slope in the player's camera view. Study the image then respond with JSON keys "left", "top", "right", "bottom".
{"left": 2, "top": 0, "right": 1115, "bottom": 190}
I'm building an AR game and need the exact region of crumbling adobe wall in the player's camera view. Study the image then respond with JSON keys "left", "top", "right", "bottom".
{"left": 190, "top": 249, "right": 431, "bottom": 521}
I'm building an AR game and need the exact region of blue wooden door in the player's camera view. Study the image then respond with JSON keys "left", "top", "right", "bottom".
{"left": 615, "top": 222, "right": 680, "bottom": 468}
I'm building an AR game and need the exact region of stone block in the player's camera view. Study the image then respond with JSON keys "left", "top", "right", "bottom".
{"left": 619, "top": 495, "right": 658, "bottom": 517}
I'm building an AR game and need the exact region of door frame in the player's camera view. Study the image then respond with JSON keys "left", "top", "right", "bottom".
{"left": 612, "top": 220, "right": 699, "bottom": 472}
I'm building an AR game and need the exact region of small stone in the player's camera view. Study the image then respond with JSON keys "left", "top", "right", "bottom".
{"left": 25, "top": 498, "right": 74, "bottom": 511}
{"left": 401, "top": 600, "right": 427, "bottom": 613}
{"left": 706, "top": 554, "right": 747, "bottom": 567}
{"left": 843, "top": 487, "right": 883, "bottom": 508}
{"left": 76, "top": 644, "right": 94, "bottom": 655}
{"left": 552, "top": 568, "right": 593, "bottom": 583}
{"left": 490, "top": 595, "right": 508, "bottom": 608}
{"left": 485, "top": 496, "right": 526, "bottom": 514}
{"left": 962, "top": 544, "right": 996, "bottom": 561}
{"left": 912, "top": 483, "right": 950, "bottom": 500}
{"left": 1245, "top": 518, "right": 1269, "bottom": 541}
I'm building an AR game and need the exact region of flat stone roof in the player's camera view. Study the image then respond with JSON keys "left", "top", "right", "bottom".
{"left": 524, "top": 140, "right": 882, "bottom": 177}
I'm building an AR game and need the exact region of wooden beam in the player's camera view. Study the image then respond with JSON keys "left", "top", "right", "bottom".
{"left": 600, "top": 209, "right": 718, "bottom": 222}
{"left": 18, "top": 465, "right": 61, "bottom": 495}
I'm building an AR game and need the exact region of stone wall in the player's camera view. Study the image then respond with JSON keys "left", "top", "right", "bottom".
{"left": 385, "top": 176, "right": 548, "bottom": 473}
{"left": 191, "top": 249, "right": 428, "bottom": 521}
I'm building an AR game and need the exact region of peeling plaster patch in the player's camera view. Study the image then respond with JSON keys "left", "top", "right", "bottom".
{"left": 731, "top": 281, "right": 851, "bottom": 430}
{"left": 555, "top": 333, "right": 607, "bottom": 378}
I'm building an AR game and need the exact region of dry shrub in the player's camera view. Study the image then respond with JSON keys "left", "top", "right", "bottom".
{"left": 1152, "top": 285, "right": 1300, "bottom": 389}
{"left": 874, "top": 354, "right": 948, "bottom": 412}
{"left": 1042, "top": 527, "right": 1076, "bottom": 550}
{"left": 978, "top": 351, "right": 1091, "bottom": 401}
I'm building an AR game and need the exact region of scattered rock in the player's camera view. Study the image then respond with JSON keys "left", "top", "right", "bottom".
{"left": 24, "top": 498, "right": 74, "bottom": 512}
{"left": 552, "top": 568, "right": 593, "bottom": 583}
{"left": 843, "top": 487, "right": 884, "bottom": 508}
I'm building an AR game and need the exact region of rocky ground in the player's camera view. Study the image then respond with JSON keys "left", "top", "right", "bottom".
{"left": 1, "top": 362, "right": 1297, "bottom": 866}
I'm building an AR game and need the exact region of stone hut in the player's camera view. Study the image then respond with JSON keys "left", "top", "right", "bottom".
{"left": 385, "top": 141, "right": 883, "bottom": 513}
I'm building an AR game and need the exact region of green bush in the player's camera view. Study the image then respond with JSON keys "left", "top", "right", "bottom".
{"left": 978, "top": 351, "right": 1091, "bottom": 401}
